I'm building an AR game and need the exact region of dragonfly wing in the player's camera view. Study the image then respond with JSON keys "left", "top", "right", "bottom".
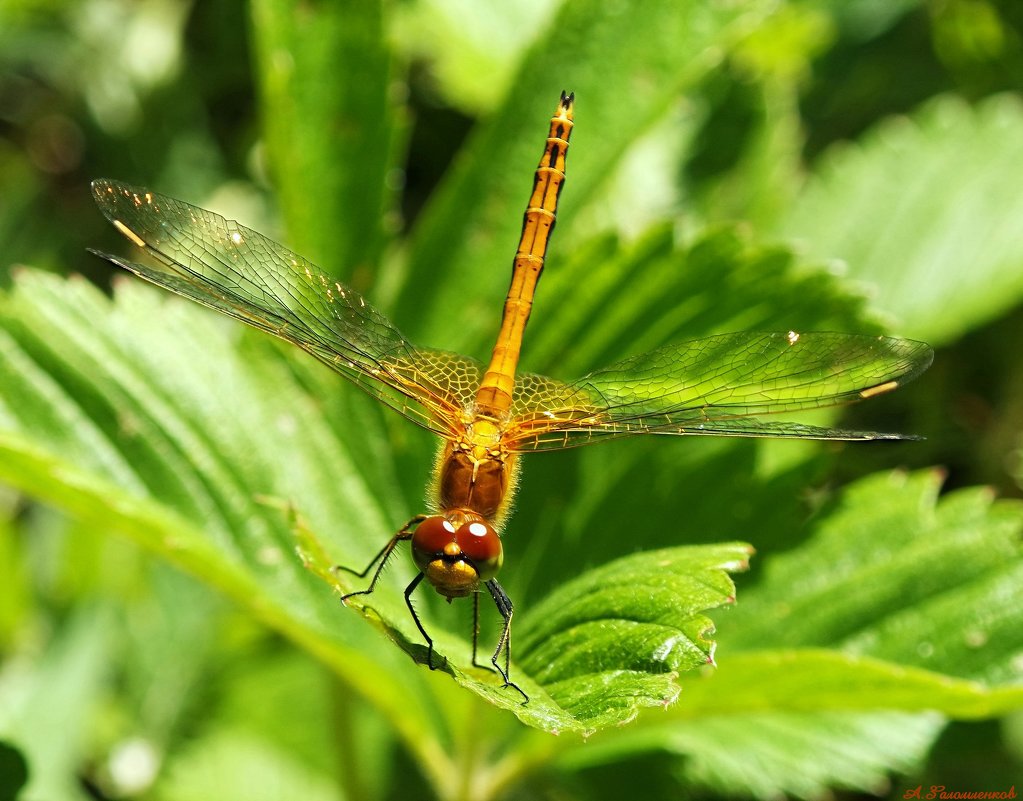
{"left": 506, "top": 331, "right": 933, "bottom": 450}
{"left": 91, "top": 180, "right": 482, "bottom": 436}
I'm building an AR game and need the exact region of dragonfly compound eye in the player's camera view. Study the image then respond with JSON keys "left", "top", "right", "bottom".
{"left": 410, "top": 516, "right": 457, "bottom": 573}
{"left": 455, "top": 520, "right": 503, "bottom": 581}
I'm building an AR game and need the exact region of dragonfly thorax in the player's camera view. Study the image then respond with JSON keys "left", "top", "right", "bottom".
{"left": 411, "top": 513, "right": 503, "bottom": 598}
{"left": 435, "top": 437, "right": 516, "bottom": 520}
{"left": 463, "top": 413, "right": 506, "bottom": 448}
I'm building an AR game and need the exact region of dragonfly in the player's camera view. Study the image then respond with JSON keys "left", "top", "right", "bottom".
{"left": 91, "top": 91, "right": 932, "bottom": 702}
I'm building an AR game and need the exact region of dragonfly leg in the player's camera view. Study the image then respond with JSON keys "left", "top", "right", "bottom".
{"left": 337, "top": 515, "right": 426, "bottom": 601}
{"left": 485, "top": 579, "right": 528, "bottom": 704}
{"left": 403, "top": 571, "right": 444, "bottom": 670}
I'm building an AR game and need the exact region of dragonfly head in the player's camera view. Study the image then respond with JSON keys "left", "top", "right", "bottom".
{"left": 411, "top": 513, "right": 503, "bottom": 599}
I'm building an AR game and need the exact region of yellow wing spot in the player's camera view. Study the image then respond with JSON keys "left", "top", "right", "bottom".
{"left": 113, "top": 219, "right": 146, "bottom": 248}
{"left": 860, "top": 380, "right": 899, "bottom": 399}
{"left": 787, "top": 330, "right": 800, "bottom": 345}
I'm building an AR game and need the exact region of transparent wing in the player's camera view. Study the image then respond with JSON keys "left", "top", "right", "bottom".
{"left": 505, "top": 331, "right": 933, "bottom": 450}
{"left": 91, "top": 180, "right": 482, "bottom": 437}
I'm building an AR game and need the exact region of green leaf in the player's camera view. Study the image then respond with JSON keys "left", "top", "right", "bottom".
{"left": 514, "top": 543, "right": 751, "bottom": 729}
{"left": 518, "top": 545, "right": 750, "bottom": 684}
{"left": 679, "top": 650, "right": 1023, "bottom": 719}
{"left": 723, "top": 469, "right": 1023, "bottom": 685}
{"left": 532, "top": 469, "right": 1023, "bottom": 798}
{"left": 249, "top": 0, "right": 399, "bottom": 280}
{"left": 777, "top": 94, "right": 1023, "bottom": 344}
{"left": 638, "top": 468, "right": 1023, "bottom": 796}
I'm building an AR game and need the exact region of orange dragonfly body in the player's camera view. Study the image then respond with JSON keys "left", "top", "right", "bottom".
{"left": 91, "top": 92, "right": 932, "bottom": 701}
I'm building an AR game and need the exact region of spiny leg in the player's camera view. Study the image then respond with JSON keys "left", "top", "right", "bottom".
{"left": 471, "top": 590, "right": 486, "bottom": 671}
{"left": 336, "top": 515, "right": 426, "bottom": 602}
{"left": 485, "top": 579, "right": 528, "bottom": 703}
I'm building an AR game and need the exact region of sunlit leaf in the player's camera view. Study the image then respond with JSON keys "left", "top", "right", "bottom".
{"left": 723, "top": 469, "right": 1023, "bottom": 685}
{"left": 537, "top": 469, "right": 1023, "bottom": 797}
{"left": 250, "top": 0, "right": 399, "bottom": 280}
{"left": 778, "top": 94, "right": 1023, "bottom": 344}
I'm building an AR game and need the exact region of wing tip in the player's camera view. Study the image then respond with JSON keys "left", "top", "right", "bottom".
{"left": 90, "top": 177, "right": 122, "bottom": 203}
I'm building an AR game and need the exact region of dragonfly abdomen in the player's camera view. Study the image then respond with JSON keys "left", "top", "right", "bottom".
{"left": 475, "top": 92, "right": 575, "bottom": 418}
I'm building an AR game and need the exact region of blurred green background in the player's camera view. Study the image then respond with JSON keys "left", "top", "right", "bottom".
{"left": 2, "top": 0, "right": 1023, "bottom": 799}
